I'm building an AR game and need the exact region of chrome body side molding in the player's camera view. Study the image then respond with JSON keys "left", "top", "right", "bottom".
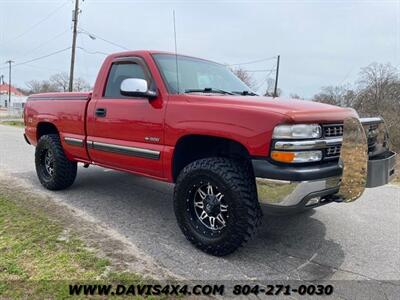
{"left": 87, "top": 141, "right": 160, "bottom": 160}
{"left": 64, "top": 137, "right": 84, "bottom": 147}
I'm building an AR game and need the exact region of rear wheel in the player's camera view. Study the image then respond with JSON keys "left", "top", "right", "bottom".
{"left": 35, "top": 134, "right": 77, "bottom": 190}
{"left": 174, "top": 157, "right": 262, "bottom": 256}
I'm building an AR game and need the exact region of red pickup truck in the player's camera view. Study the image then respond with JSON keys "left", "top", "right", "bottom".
{"left": 24, "top": 50, "right": 396, "bottom": 256}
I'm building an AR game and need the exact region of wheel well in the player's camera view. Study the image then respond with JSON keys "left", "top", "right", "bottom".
{"left": 172, "top": 135, "right": 251, "bottom": 182}
{"left": 37, "top": 122, "right": 59, "bottom": 140}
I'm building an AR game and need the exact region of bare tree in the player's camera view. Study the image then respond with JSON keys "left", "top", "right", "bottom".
{"left": 313, "top": 85, "right": 356, "bottom": 107}
{"left": 290, "top": 93, "right": 303, "bottom": 99}
{"left": 49, "top": 72, "right": 91, "bottom": 92}
{"left": 313, "top": 62, "right": 400, "bottom": 152}
{"left": 354, "top": 63, "right": 399, "bottom": 116}
{"left": 355, "top": 63, "right": 400, "bottom": 150}
{"left": 25, "top": 80, "right": 58, "bottom": 94}
{"left": 49, "top": 73, "right": 70, "bottom": 92}
{"left": 231, "top": 67, "right": 256, "bottom": 89}
{"left": 73, "top": 77, "right": 91, "bottom": 92}
{"left": 263, "top": 78, "right": 282, "bottom": 97}
{"left": 25, "top": 73, "right": 92, "bottom": 94}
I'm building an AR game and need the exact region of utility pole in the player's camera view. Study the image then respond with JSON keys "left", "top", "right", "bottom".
{"left": 5, "top": 60, "right": 14, "bottom": 108}
{"left": 0, "top": 75, "right": 3, "bottom": 108}
{"left": 273, "top": 55, "right": 280, "bottom": 98}
{"left": 69, "top": 0, "right": 80, "bottom": 92}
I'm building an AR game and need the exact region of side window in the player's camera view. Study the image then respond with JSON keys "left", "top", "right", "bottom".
{"left": 104, "top": 61, "right": 146, "bottom": 98}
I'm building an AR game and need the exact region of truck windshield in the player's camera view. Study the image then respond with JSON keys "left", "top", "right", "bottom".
{"left": 153, "top": 54, "right": 253, "bottom": 95}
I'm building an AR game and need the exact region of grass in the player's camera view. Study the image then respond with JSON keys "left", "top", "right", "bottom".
{"left": 393, "top": 163, "right": 400, "bottom": 185}
{"left": 0, "top": 195, "right": 148, "bottom": 299}
{"left": 0, "top": 120, "right": 24, "bottom": 127}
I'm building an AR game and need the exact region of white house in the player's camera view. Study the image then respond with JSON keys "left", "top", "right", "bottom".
{"left": 0, "top": 83, "right": 28, "bottom": 110}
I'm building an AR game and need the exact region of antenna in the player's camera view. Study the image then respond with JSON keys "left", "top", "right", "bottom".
{"left": 173, "top": 10, "right": 180, "bottom": 94}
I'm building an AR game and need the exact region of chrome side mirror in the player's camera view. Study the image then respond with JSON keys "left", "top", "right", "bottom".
{"left": 120, "top": 78, "right": 157, "bottom": 99}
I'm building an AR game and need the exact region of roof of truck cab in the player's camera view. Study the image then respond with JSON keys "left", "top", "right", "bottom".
{"left": 107, "top": 50, "right": 222, "bottom": 65}
{"left": 109, "top": 50, "right": 183, "bottom": 57}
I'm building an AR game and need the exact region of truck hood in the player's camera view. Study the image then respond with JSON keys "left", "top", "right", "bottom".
{"left": 185, "top": 94, "right": 357, "bottom": 123}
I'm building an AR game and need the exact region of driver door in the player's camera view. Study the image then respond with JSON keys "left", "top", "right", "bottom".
{"left": 86, "top": 57, "right": 165, "bottom": 178}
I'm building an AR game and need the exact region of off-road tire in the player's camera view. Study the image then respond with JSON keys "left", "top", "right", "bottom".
{"left": 35, "top": 134, "right": 77, "bottom": 190}
{"left": 174, "top": 157, "right": 262, "bottom": 256}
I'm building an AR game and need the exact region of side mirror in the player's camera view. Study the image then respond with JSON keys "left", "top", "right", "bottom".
{"left": 120, "top": 78, "right": 157, "bottom": 99}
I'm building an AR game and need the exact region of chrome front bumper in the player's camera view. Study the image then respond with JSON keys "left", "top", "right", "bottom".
{"left": 256, "top": 176, "right": 341, "bottom": 207}
{"left": 255, "top": 117, "right": 397, "bottom": 208}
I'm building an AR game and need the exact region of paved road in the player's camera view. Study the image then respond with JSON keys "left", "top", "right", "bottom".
{"left": 0, "top": 125, "right": 399, "bottom": 282}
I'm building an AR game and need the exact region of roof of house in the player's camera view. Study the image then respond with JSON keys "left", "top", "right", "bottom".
{"left": 0, "top": 83, "right": 25, "bottom": 96}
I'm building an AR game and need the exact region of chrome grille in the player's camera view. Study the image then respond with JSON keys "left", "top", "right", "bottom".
{"left": 322, "top": 124, "right": 343, "bottom": 160}
{"left": 325, "top": 144, "right": 341, "bottom": 159}
{"left": 323, "top": 124, "right": 343, "bottom": 138}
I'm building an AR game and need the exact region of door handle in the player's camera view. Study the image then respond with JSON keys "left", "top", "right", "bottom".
{"left": 95, "top": 108, "right": 107, "bottom": 117}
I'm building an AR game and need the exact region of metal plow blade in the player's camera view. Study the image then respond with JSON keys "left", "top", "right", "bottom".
{"left": 337, "top": 117, "right": 369, "bottom": 202}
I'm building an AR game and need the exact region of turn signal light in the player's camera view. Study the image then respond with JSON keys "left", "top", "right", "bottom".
{"left": 271, "top": 150, "right": 322, "bottom": 163}
{"left": 271, "top": 151, "right": 295, "bottom": 163}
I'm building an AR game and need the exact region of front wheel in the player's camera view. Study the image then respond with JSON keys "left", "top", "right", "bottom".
{"left": 174, "top": 157, "right": 262, "bottom": 256}
{"left": 35, "top": 134, "right": 77, "bottom": 190}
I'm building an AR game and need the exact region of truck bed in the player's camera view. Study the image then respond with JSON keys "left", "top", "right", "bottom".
{"left": 24, "top": 92, "right": 92, "bottom": 162}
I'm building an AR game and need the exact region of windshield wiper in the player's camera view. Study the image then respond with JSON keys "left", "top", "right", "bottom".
{"left": 184, "top": 88, "right": 235, "bottom": 95}
{"left": 232, "top": 90, "right": 258, "bottom": 96}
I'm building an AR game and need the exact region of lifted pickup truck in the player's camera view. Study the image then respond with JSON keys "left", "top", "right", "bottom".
{"left": 24, "top": 51, "right": 397, "bottom": 256}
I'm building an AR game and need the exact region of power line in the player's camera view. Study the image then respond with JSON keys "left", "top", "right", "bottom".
{"left": 14, "top": 47, "right": 71, "bottom": 68}
{"left": 19, "top": 63, "right": 95, "bottom": 81}
{"left": 0, "top": 47, "right": 71, "bottom": 70}
{"left": 77, "top": 34, "right": 90, "bottom": 80}
{"left": 18, "top": 63, "right": 67, "bottom": 74}
{"left": 77, "top": 46, "right": 108, "bottom": 56}
{"left": 228, "top": 56, "right": 277, "bottom": 67}
{"left": 254, "top": 68, "right": 276, "bottom": 92}
{"left": 0, "top": 1, "right": 69, "bottom": 46}
{"left": 14, "top": 29, "right": 70, "bottom": 61}
{"left": 78, "top": 27, "right": 129, "bottom": 50}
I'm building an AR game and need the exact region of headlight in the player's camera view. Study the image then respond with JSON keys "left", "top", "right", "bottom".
{"left": 273, "top": 124, "right": 322, "bottom": 139}
{"left": 271, "top": 150, "right": 322, "bottom": 163}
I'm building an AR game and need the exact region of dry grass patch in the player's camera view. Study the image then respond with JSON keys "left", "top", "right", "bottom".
{"left": 393, "top": 163, "right": 400, "bottom": 185}
{"left": 0, "top": 195, "right": 150, "bottom": 299}
{"left": 0, "top": 120, "right": 24, "bottom": 127}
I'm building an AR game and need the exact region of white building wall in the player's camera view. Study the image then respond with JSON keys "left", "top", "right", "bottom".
{"left": 0, "top": 93, "right": 28, "bottom": 109}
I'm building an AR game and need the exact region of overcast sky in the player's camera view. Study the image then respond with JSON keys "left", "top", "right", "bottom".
{"left": 0, "top": 0, "right": 399, "bottom": 98}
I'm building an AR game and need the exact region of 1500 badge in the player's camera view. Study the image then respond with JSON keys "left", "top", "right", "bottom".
{"left": 145, "top": 136, "right": 160, "bottom": 143}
